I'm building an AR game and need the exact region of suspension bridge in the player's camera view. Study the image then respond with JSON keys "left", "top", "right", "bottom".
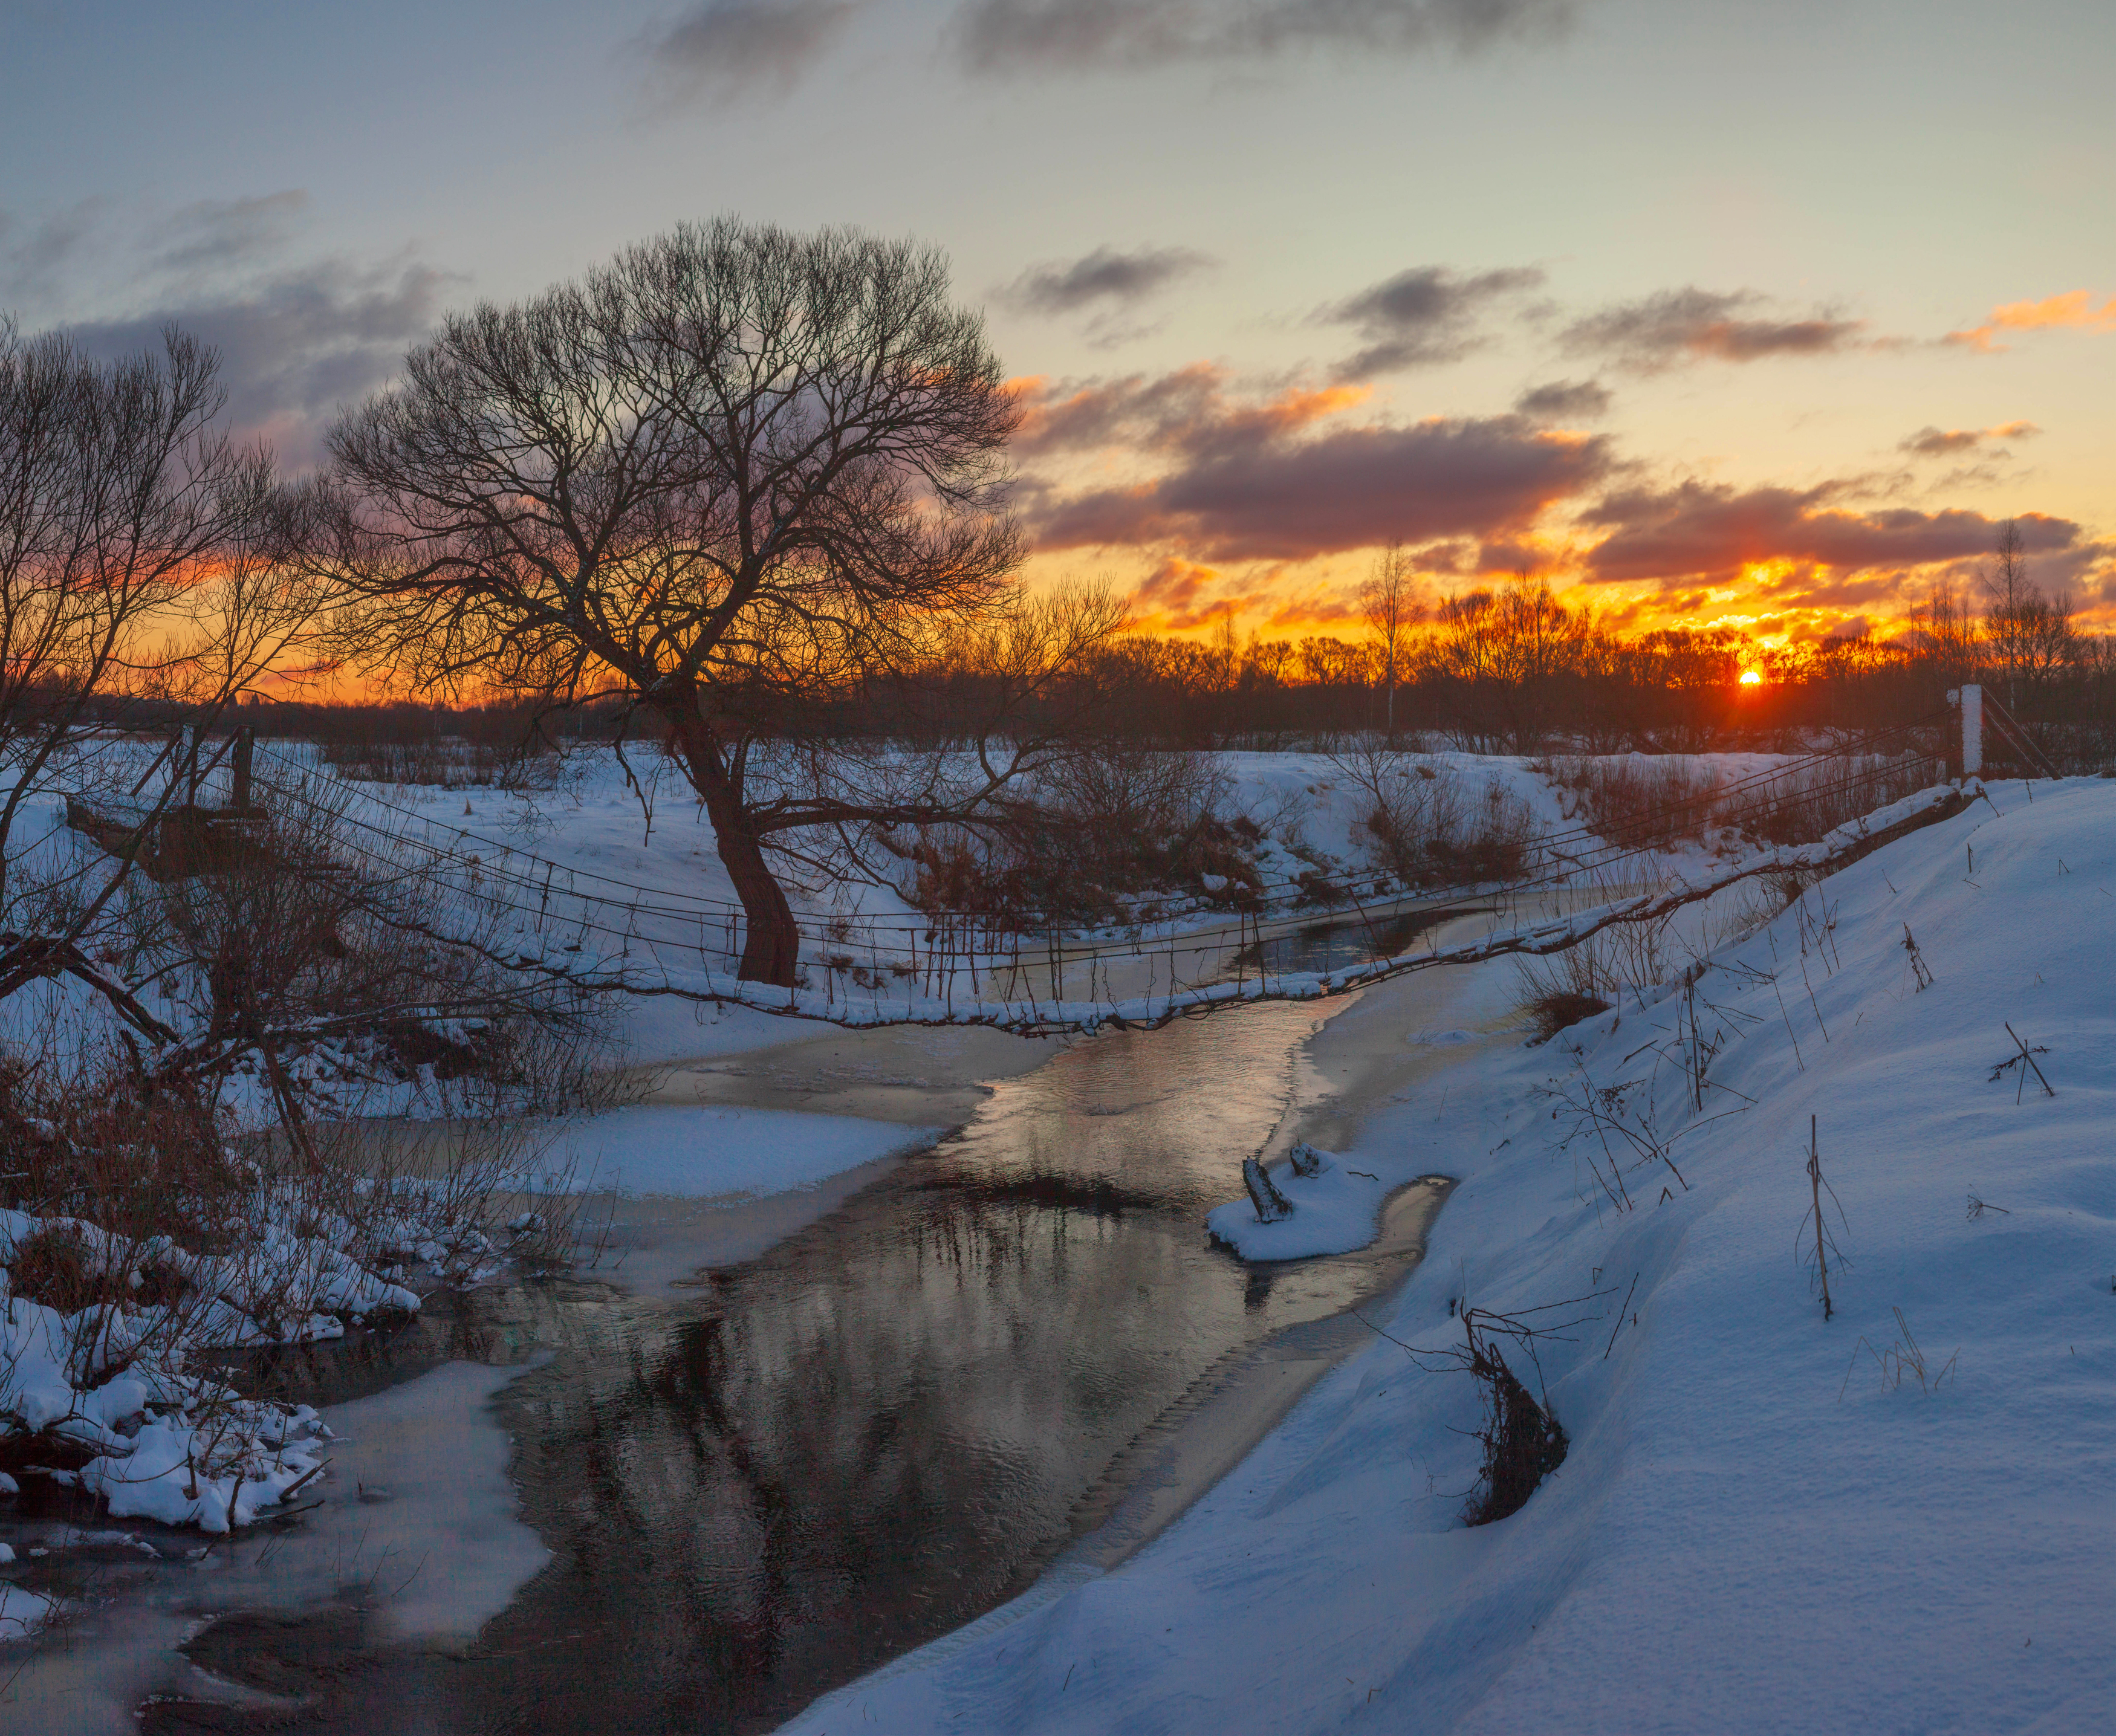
{"left": 221, "top": 715, "right": 1968, "bottom": 1034}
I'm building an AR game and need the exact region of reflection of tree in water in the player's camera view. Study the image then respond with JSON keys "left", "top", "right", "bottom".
{"left": 456, "top": 1173, "right": 1244, "bottom": 1732}
{"left": 417, "top": 1003, "right": 1410, "bottom": 1734}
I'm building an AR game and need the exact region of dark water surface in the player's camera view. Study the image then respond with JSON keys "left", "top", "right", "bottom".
{"left": 1247, "top": 902, "right": 1493, "bottom": 977}
{"left": 140, "top": 1003, "right": 1448, "bottom": 1735}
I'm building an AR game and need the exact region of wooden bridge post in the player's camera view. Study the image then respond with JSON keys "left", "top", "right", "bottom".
{"left": 1946, "top": 684, "right": 1982, "bottom": 779}
{"left": 232, "top": 725, "right": 254, "bottom": 811}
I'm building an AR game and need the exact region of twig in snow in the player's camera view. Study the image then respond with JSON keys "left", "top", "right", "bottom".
{"left": 1991, "top": 1022, "right": 2054, "bottom": 1101}
{"left": 1839, "top": 1307, "right": 1958, "bottom": 1401}
{"left": 1901, "top": 924, "right": 1934, "bottom": 992}
{"left": 1603, "top": 1273, "right": 1641, "bottom": 1359}
{"left": 1800, "top": 1115, "right": 1847, "bottom": 1322}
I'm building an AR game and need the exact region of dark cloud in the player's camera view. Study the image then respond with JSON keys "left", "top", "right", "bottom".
{"left": 1028, "top": 395, "right": 1611, "bottom": 561}
{"left": 1320, "top": 264, "right": 1543, "bottom": 377}
{"left": 1514, "top": 377, "right": 1610, "bottom": 421}
{"left": 1901, "top": 427, "right": 1980, "bottom": 458}
{"left": 155, "top": 191, "right": 309, "bottom": 274}
{"left": 1001, "top": 245, "right": 1215, "bottom": 318}
{"left": 1013, "top": 364, "right": 1227, "bottom": 455}
{"left": 1899, "top": 419, "right": 2039, "bottom": 458}
{"left": 950, "top": 0, "right": 1573, "bottom": 72}
{"left": 644, "top": 0, "right": 862, "bottom": 97}
{"left": 1013, "top": 364, "right": 1361, "bottom": 461}
{"left": 1562, "top": 287, "right": 1864, "bottom": 372}
{"left": 63, "top": 261, "right": 449, "bottom": 467}
{"left": 1579, "top": 479, "right": 2084, "bottom": 588}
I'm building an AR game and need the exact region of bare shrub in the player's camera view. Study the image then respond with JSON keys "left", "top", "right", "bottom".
{"left": 1331, "top": 743, "right": 1535, "bottom": 886}
{"left": 1716, "top": 751, "right": 1930, "bottom": 844}
{"left": 1545, "top": 750, "right": 1932, "bottom": 852}
{"left": 321, "top": 736, "right": 522, "bottom": 789}
{"left": 111, "top": 762, "right": 608, "bottom": 1114}
{"left": 1462, "top": 1329, "right": 1569, "bottom": 1526}
{"left": 1362, "top": 1299, "right": 1579, "bottom": 1526}
{"left": 1514, "top": 891, "right": 1671, "bottom": 1041}
{"left": 7, "top": 1228, "right": 109, "bottom": 1313}
{"left": 894, "top": 745, "right": 1244, "bottom": 930}
{"left": 0, "top": 739, "right": 609, "bottom": 1524}
{"left": 1518, "top": 986, "right": 1612, "bottom": 1045}
{"left": 1546, "top": 753, "right": 1722, "bottom": 847}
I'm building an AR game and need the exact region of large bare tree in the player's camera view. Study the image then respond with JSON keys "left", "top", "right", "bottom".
{"left": 313, "top": 219, "right": 1113, "bottom": 985}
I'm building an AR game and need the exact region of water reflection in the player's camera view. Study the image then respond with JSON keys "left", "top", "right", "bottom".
{"left": 145, "top": 1003, "right": 1446, "bottom": 1735}
{"left": 1240, "top": 901, "right": 1496, "bottom": 978}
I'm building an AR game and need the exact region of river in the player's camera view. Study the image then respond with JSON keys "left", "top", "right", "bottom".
{"left": 7, "top": 912, "right": 1521, "bottom": 1734}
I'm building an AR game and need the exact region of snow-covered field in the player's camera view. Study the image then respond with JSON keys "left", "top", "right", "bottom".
{"left": 12, "top": 737, "right": 2069, "bottom": 1731}
{"left": 782, "top": 775, "right": 2116, "bottom": 1734}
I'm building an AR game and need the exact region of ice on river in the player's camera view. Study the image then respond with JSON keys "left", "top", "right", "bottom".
{"left": 0, "top": 1360, "right": 545, "bottom": 1732}
{"left": 548, "top": 1104, "right": 943, "bottom": 1200}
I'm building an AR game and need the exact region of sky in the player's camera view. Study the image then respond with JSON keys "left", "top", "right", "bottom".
{"left": 5, "top": 0, "right": 2114, "bottom": 647}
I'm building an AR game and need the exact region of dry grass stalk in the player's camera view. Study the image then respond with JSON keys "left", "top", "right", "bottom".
{"left": 1840, "top": 1306, "right": 1959, "bottom": 1401}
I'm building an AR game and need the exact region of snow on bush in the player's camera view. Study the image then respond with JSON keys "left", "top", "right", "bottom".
{"left": 0, "top": 1165, "right": 501, "bottom": 1543}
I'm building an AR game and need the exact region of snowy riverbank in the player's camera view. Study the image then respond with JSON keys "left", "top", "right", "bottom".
{"left": 783, "top": 776, "right": 2116, "bottom": 1735}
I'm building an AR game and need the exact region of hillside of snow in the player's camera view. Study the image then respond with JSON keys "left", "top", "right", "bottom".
{"left": 782, "top": 774, "right": 2116, "bottom": 1735}
{"left": 218, "top": 740, "right": 1849, "bottom": 1053}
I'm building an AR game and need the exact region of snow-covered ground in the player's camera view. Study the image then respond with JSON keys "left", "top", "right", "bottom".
{"left": 219, "top": 739, "right": 1845, "bottom": 1040}
{"left": 3, "top": 737, "right": 2001, "bottom": 1706}
{"left": 781, "top": 775, "right": 2116, "bottom": 1735}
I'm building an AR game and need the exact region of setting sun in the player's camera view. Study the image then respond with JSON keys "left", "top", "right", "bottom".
{"left": 1739, "top": 669, "right": 1764, "bottom": 685}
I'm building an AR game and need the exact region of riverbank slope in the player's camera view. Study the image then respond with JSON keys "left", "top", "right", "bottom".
{"left": 784, "top": 776, "right": 2116, "bottom": 1735}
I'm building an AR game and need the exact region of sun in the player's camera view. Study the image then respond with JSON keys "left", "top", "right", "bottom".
{"left": 1739, "top": 669, "right": 1764, "bottom": 686}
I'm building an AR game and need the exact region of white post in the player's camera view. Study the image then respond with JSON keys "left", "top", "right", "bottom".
{"left": 1959, "top": 683, "right": 1982, "bottom": 778}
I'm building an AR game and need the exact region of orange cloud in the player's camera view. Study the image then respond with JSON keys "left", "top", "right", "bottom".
{"left": 1946, "top": 290, "right": 2116, "bottom": 352}
{"left": 1128, "top": 556, "right": 1224, "bottom": 629}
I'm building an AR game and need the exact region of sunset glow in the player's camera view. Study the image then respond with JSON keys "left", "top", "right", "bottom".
{"left": 8, "top": 4, "right": 2111, "bottom": 653}
{"left": 1739, "top": 669, "right": 1764, "bottom": 686}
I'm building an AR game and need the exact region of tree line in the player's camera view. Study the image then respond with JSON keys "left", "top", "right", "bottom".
{"left": 1060, "top": 551, "right": 2114, "bottom": 763}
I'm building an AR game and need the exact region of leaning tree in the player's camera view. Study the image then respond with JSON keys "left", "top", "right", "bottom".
{"left": 314, "top": 219, "right": 1113, "bottom": 985}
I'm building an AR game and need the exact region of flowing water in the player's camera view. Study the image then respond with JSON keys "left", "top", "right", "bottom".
{"left": 12, "top": 996, "right": 1455, "bottom": 1734}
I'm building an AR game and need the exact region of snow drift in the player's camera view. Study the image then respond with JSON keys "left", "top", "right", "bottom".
{"left": 782, "top": 775, "right": 2116, "bottom": 1735}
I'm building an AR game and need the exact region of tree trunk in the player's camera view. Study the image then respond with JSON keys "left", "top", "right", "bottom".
{"left": 663, "top": 707, "right": 802, "bottom": 987}
{"left": 715, "top": 809, "right": 801, "bottom": 986}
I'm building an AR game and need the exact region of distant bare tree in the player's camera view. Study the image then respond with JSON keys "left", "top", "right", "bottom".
{"left": 311, "top": 219, "right": 1121, "bottom": 985}
{"left": 0, "top": 320, "right": 314, "bottom": 1014}
{"left": 1425, "top": 574, "right": 1597, "bottom": 753}
{"left": 1906, "top": 578, "right": 1979, "bottom": 684}
{"left": 1981, "top": 519, "right": 2075, "bottom": 711}
{"left": 1360, "top": 541, "right": 1420, "bottom": 740}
